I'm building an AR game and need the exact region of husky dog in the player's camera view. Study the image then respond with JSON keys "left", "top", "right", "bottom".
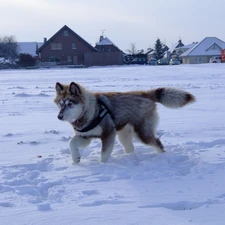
{"left": 54, "top": 82, "right": 195, "bottom": 163}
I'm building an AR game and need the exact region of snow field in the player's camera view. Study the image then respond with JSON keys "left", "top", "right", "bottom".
{"left": 0, "top": 64, "right": 225, "bottom": 224}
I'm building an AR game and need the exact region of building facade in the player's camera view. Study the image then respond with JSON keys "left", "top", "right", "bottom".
{"left": 37, "top": 25, "right": 123, "bottom": 66}
{"left": 180, "top": 37, "right": 225, "bottom": 64}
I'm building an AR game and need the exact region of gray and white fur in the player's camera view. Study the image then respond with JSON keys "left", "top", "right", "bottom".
{"left": 54, "top": 82, "right": 195, "bottom": 163}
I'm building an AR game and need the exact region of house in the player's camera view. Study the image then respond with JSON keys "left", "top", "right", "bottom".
{"left": 180, "top": 37, "right": 225, "bottom": 64}
{"left": 84, "top": 35, "right": 123, "bottom": 66}
{"left": 170, "top": 40, "right": 184, "bottom": 58}
{"left": 145, "top": 48, "right": 155, "bottom": 62}
{"left": 178, "top": 43, "right": 197, "bottom": 54}
{"left": 36, "top": 25, "right": 123, "bottom": 66}
{"left": 95, "top": 36, "right": 122, "bottom": 52}
{"left": 169, "top": 43, "right": 197, "bottom": 61}
{"left": 37, "top": 25, "right": 97, "bottom": 65}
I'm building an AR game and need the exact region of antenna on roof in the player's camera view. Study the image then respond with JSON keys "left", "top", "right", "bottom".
{"left": 100, "top": 29, "right": 106, "bottom": 37}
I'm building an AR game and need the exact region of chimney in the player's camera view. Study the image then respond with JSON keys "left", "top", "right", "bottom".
{"left": 44, "top": 37, "right": 47, "bottom": 43}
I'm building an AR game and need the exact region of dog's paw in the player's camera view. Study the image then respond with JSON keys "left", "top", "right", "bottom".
{"left": 72, "top": 157, "right": 81, "bottom": 164}
{"left": 101, "top": 156, "right": 109, "bottom": 163}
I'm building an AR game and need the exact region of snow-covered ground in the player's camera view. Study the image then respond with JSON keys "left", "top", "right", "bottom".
{"left": 0, "top": 64, "right": 225, "bottom": 225}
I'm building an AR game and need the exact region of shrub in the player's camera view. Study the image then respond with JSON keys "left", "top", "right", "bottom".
{"left": 17, "top": 53, "right": 36, "bottom": 67}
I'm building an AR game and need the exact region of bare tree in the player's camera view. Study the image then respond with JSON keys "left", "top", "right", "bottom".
{"left": 0, "top": 36, "right": 18, "bottom": 60}
{"left": 126, "top": 42, "right": 138, "bottom": 55}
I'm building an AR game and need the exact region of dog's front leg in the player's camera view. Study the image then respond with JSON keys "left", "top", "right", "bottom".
{"left": 101, "top": 130, "right": 116, "bottom": 163}
{"left": 69, "top": 136, "right": 91, "bottom": 164}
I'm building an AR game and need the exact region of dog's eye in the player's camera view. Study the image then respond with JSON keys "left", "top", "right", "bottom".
{"left": 67, "top": 102, "right": 73, "bottom": 107}
{"left": 58, "top": 100, "right": 65, "bottom": 108}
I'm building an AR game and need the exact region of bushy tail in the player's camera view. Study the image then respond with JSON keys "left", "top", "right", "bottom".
{"left": 147, "top": 87, "right": 196, "bottom": 108}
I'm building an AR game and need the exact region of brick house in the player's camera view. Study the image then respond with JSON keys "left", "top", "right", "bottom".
{"left": 95, "top": 36, "right": 122, "bottom": 52}
{"left": 37, "top": 25, "right": 123, "bottom": 66}
{"left": 84, "top": 36, "right": 123, "bottom": 66}
{"left": 37, "top": 25, "right": 97, "bottom": 65}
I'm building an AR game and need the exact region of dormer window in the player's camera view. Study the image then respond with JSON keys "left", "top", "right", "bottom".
{"left": 206, "top": 42, "right": 222, "bottom": 51}
{"left": 64, "top": 30, "right": 68, "bottom": 36}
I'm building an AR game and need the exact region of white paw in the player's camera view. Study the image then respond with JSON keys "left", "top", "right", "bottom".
{"left": 101, "top": 154, "right": 110, "bottom": 163}
{"left": 72, "top": 157, "right": 81, "bottom": 164}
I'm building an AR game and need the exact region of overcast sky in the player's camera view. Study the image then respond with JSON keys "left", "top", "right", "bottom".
{"left": 1, "top": 0, "right": 225, "bottom": 52}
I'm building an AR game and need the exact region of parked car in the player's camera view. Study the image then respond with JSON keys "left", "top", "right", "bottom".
{"left": 130, "top": 57, "right": 147, "bottom": 65}
{"left": 157, "top": 58, "right": 168, "bottom": 65}
{"left": 209, "top": 56, "right": 221, "bottom": 63}
{"left": 124, "top": 54, "right": 147, "bottom": 65}
{"left": 148, "top": 58, "right": 157, "bottom": 65}
{"left": 170, "top": 58, "right": 181, "bottom": 65}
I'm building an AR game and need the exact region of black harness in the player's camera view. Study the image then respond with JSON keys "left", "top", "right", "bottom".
{"left": 74, "top": 99, "right": 113, "bottom": 133}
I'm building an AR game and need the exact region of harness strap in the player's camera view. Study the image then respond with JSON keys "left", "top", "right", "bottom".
{"left": 74, "top": 99, "right": 112, "bottom": 133}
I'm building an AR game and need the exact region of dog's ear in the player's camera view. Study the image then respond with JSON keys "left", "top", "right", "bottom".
{"left": 69, "top": 82, "right": 81, "bottom": 95}
{"left": 55, "top": 82, "right": 64, "bottom": 94}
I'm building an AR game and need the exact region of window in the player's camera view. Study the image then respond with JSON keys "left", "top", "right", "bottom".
{"left": 67, "top": 56, "right": 72, "bottom": 61}
{"left": 64, "top": 30, "right": 68, "bottom": 36}
{"left": 49, "top": 56, "right": 60, "bottom": 62}
{"left": 195, "top": 57, "right": 202, "bottom": 63}
{"left": 72, "top": 43, "right": 76, "bottom": 49}
{"left": 51, "top": 43, "right": 62, "bottom": 50}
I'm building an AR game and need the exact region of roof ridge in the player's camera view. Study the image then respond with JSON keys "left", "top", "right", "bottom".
{"left": 180, "top": 37, "right": 225, "bottom": 57}
{"left": 37, "top": 25, "right": 97, "bottom": 52}
{"left": 186, "top": 37, "right": 207, "bottom": 55}
{"left": 96, "top": 36, "right": 122, "bottom": 52}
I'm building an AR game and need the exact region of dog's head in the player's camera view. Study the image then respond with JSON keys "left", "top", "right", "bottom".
{"left": 54, "top": 82, "right": 84, "bottom": 123}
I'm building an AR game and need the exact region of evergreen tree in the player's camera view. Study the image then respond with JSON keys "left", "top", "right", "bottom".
{"left": 154, "top": 38, "right": 163, "bottom": 60}
{"left": 154, "top": 38, "right": 168, "bottom": 60}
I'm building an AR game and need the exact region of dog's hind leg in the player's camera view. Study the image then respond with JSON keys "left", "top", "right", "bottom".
{"left": 69, "top": 136, "right": 91, "bottom": 164}
{"left": 149, "top": 137, "right": 165, "bottom": 153}
{"left": 137, "top": 131, "right": 165, "bottom": 153}
{"left": 135, "top": 120, "right": 165, "bottom": 154}
{"left": 117, "top": 124, "right": 134, "bottom": 153}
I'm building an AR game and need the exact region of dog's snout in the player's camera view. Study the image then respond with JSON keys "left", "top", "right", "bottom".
{"left": 58, "top": 113, "right": 63, "bottom": 120}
